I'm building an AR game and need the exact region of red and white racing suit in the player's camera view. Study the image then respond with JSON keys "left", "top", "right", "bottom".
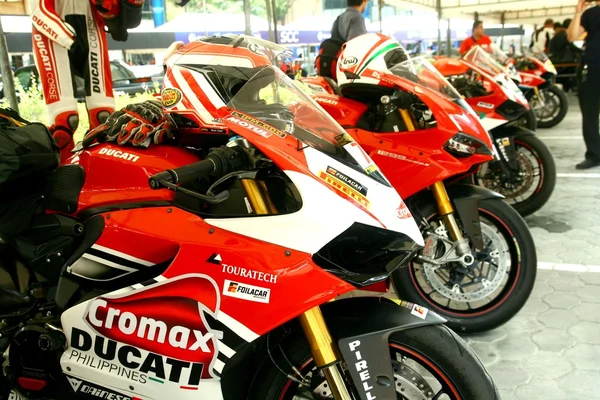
{"left": 29, "top": 0, "right": 142, "bottom": 162}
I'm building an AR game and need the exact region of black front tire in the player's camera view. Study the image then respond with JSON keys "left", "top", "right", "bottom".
{"left": 250, "top": 325, "right": 499, "bottom": 399}
{"left": 536, "top": 85, "right": 569, "bottom": 128}
{"left": 393, "top": 197, "right": 537, "bottom": 334}
{"left": 510, "top": 134, "right": 556, "bottom": 216}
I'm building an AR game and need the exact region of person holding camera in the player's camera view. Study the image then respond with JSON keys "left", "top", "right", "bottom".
{"left": 569, "top": 0, "right": 600, "bottom": 169}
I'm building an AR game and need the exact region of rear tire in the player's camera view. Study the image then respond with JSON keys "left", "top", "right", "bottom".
{"left": 536, "top": 85, "right": 569, "bottom": 128}
{"left": 393, "top": 197, "right": 537, "bottom": 334}
{"left": 250, "top": 325, "right": 499, "bottom": 399}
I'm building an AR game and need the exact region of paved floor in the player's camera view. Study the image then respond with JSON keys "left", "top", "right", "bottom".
{"left": 466, "top": 96, "right": 600, "bottom": 400}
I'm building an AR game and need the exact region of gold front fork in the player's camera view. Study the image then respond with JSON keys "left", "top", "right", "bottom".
{"left": 399, "top": 108, "right": 464, "bottom": 241}
{"left": 241, "top": 179, "right": 352, "bottom": 399}
{"left": 430, "top": 181, "right": 464, "bottom": 241}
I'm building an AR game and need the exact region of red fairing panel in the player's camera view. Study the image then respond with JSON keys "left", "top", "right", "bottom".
{"left": 72, "top": 144, "right": 200, "bottom": 212}
{"left": 93, "top": 207, "right": 355, "bottom": 335}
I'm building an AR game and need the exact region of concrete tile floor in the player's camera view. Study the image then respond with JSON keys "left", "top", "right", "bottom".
{"left": 466, "top": 96, "right": 600, "bottom": 399}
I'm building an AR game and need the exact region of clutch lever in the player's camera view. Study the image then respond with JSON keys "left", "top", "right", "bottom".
{"left": 159, "top": 180, "right": 230, "bottom": 204}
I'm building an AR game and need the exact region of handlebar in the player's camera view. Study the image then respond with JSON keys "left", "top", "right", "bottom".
{"left": 148, "top": 146, "right": 248, "bottom": 204}
{"left": 149, "top": 158, "right": 217, "bottom": 189}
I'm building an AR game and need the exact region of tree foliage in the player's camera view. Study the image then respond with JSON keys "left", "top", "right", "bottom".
{"left": 170, "top": 0, "right": 295, "bottom": 23}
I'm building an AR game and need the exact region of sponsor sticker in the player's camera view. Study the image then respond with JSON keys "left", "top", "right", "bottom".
{"left": 347, "top": 340, "right": 377, "bottom": 400}
{"left": 79, "top": 275, "right": 223, "bottom": 384}
{"left": 206, "top": 253, "right": 278, "bottom": 284}
{"left": 223, "top": 280, "right": 270, "bottom": 304}
{"left": 476, "top": 101, "right": 495, "bottom": 110}
{"left": 225, "top": 111, "right": 287, "bottom": 139}
{"left": 397, "top": 200, "right": 412, "bottom": 219}
{"left": 340, "top": 56, "right": 358, "bottom": 68}
{"left": 162, "top": 88, "right": 182, "bottom": 108}
{"left": 67, "top": 377, "right": 137, "bottom": 400}
{"left": 411, "top": 304, "right": 429, "bottom": 320}
{"left": 318, "top": 170, "right": 370, "bottom": 210}
{"left": 326, "top": 166, "right": 368, "bottom": 196}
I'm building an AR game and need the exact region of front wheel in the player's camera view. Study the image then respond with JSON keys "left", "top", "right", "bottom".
{"left": 534, "top": 85, "right": 569, "bottom": 128}
{"left": 476, "top": 134, "right": 556, "bottom": 216}
{"left": 393, "top": 198, "right": 537, "bottom": 334}
{"left": 250, "top": 325, "right": 499, "bottom": 399}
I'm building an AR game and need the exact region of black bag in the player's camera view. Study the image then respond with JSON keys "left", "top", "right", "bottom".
{"left": 0, "top": 108, "right": 59, "bottom": 191}
{"left": 316, "top": 17, "right": 345, "bottom": 79}
{"left": 0, "top": 108, "right": 59, "bottom": 238}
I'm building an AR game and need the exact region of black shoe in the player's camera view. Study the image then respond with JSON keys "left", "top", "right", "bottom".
{"left": 576, "top": 159, "right": 600, "bottom": 169}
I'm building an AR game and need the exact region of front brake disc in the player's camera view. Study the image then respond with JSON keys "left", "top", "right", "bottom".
{"left": 421, "top": 222, "right": 509, "bottom": 302}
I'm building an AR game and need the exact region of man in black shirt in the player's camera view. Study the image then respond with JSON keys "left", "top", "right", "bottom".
{"left": 569, "top": 0, "right": 600, "bottom": 169}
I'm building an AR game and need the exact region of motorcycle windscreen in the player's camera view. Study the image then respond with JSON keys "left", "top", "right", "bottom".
{"left": 389, "top": 56, "right": 463, "bottom": 102}
{"left": 488, "top": 44, "right": 521, "bottom": 82}
{"left": 219, "top": 65, "right": 423, "bottom": 244}
{"left": 463, "top": 46, "right": 508, "bottom": 77}
{"left": 389, "top": 57, "right": 482, "bottom": 123}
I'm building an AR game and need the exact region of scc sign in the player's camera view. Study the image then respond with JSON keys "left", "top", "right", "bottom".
{"left": 279, "top": 30, "right": 300, "bottom": 44}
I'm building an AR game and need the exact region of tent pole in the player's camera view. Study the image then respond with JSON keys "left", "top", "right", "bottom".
{"left": 243, "top": 0, "right": 251, "bottom": 35}
{"left": 500, "top": 11, "right": 505, "bottom": 48}
{"left": 436, "top": 0, "right": 442, "bottom": 56}
{"left": 0, "top": 16, "right": 18, "bottom": 112}
{"left": 379, "top": 0, "right": 383, "bottom": 33}
{"left": 202, "top": 0, "right": 207, "bottom": 36}
{"left": 519, "top": 24, "right": 524, "bottom": 52}
{"left": 447, "top": 18, "right": 451, "bottom": 56}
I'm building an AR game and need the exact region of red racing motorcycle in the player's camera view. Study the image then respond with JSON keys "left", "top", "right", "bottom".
{"left": 302, "top": 34, "right": 536, "bottom": 334}
{"left": 432, "top": 46, "right": 556, "bottom": 216}
{"left": 491, "top": 45, "right": 568, "bottom": 128}
{"left": 0, "top": 36, "right": 499, "bottom": 400}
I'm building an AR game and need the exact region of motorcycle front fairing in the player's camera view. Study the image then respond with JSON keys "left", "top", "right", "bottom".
{"left": 212, "top": 65, "right": 424, "bottom": 249}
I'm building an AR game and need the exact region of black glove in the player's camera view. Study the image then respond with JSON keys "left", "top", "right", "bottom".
{"left": 82, "top": 100, "right": 174, "bottom": 149}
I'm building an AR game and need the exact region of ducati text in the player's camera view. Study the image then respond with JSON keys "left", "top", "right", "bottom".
{"left": 98, "top": 147, "right": 140, "bottom": 162}
{"left": 70, "top": 328, "right": 205, "bottom": 386}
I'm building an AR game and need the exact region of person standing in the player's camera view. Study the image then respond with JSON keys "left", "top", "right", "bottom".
{"left": 333, "top": 0, "right": 370, "bottom": 42}
{"left": 531, "top": 19, "right": 554, "bottom": 53}
{"left": 459, "top": 20, "right": 492, "bottom": 56}
{"left": 568, "top": 0, "right": 600, "bottom": 169}
{"left": 316, "top": 0, "right": 369, "bottom": 79}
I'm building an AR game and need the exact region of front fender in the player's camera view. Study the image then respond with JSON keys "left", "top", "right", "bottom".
{"left": 490, "top": 124, "right": 536, "bottom": 140}
{"left": 445, "top": 183, "right": 504, "bottom": 251}
{"left": 322, "top": 297, "right": 445, "bottom": 400}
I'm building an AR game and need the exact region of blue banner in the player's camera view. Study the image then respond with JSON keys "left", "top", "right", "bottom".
{"left": 174, "top": 29, "right": 468, "bottom": 46}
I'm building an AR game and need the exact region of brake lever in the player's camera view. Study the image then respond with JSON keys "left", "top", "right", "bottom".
{"left": 159, "top": 180, "right": 230, "bottom": 204}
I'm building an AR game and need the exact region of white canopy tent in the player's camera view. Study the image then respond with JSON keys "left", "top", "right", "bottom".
{"left": 387, "top": 0, "right": 576, "bottom": 25}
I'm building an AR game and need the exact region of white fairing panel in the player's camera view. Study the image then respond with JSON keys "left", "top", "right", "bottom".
{"left": 206, "top": 147, "right": 424, "bottom": 253}
{"left": 480, "top": 116, "right": 507, "bottom": 131}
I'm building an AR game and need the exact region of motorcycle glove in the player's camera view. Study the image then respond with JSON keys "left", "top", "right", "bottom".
{"left": 82, "top": 100, "right": 175, "bottom": 149}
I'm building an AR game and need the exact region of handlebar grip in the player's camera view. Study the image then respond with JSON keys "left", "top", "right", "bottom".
{"left": 149, "top": 159, "right": 217, "bottom": 189}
